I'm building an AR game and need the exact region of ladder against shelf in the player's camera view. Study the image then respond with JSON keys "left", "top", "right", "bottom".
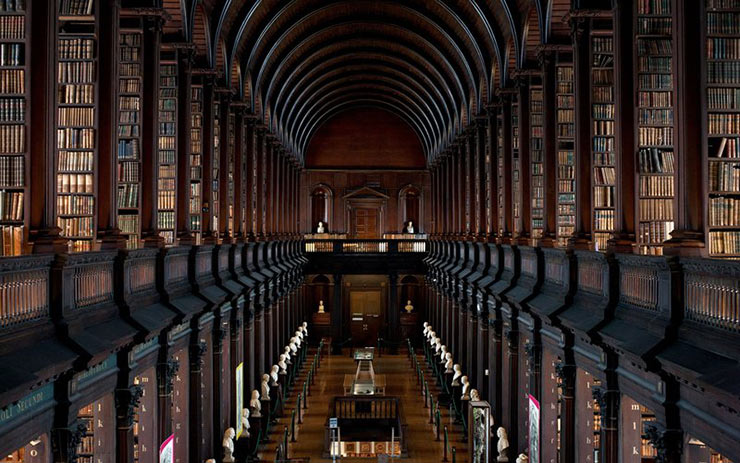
{"left": 705, "top": 0, "right": 740, "bottom": 257}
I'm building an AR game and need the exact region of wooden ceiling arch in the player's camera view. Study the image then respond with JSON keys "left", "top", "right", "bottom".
{"left": 178, "top": 0, "right": 535, "bottom": 163}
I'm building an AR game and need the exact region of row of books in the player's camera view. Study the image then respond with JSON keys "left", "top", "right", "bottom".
{"left": 707, "top": 12, "right": 740, "bottom": 35}
{"left": 59, "top": 0, "right": 94, "bottom": 16}
{"left": 0, "top": 97, "right": 24, "bottom": 121}
{"left": 709, "top": 197, "right": 740, "bottom": 226}
{"left": 57, "top": 194, "right": 93, "bottom": 215}
{"left": 157, "top": 191, "right": 175, "bottom": 210}
{"left": 708, "top": 88, "right": 740, "bottom": 110}
{"left": 593, "top": 137, "right": 614, "bottom": 153}
{"left": 0, "top": 154, "right": 23, "bottom": 186}
{"left": 58, "top": 62, "right": 94, "bottom": 84}
{"left": 0, "top": 124, "right": 23, "bottom": 153}
{"left": 639, "top": 199, "right": 674, "bottom": 221}
{"left": 0, "top": 0, "right": 24, "bottom": 12}
{"left": 117, "top": 124, "right": 139, "bottom": 138}
{"left": 157, "top": 211, "right": 174, "bottom": 229}
{"left": 592, "top": 104, "right": 614, "bottom": 119}
{"left": 711, "top": 137, "right": 740, "bottom": 158}
{"left": 119, "top": 110, "right": 139, "bottom": 124}
{"left": 709, "top": 231, "right": 740, "bottom": 255}
{"left": 118, "top": 214, "right": 138, "bottom": 234}
{"left": 637, "top": 39, "right": 671, "bottom": 56}
{"left": 58, "top": 107, "right": 94, "bottom": 126}
{"left": 58, "top": 38, "right": 94, "bottom": 60}
{"left": 0, "top": 190, "right": 22, "bottom": 220}
{"left": 593, "top": 167, "right": 616, "bottom": 186}
{"left": 638, "top": 74, "right": 672, "bottom": 89}
{"left": 592, "top": 69, "right": 613, "bottom": 85}
{"left": 709, "top": 113, "right": 740, "bottom": 135}
{"left": 708, "top": 0, "right": 740, "bottom": 8}
{"left": 637, "top": 0, "right": 670, "bottom": 15}
{"left": 119, "top": 79, "right": 140, "bottom": 94}
{"left": 0, "top": 224, "right": 22, "bottom": 256}
{"left": 57, "top": 128, "right": 94, "bottom": 149}
{"left": 57, "top": 173, "right": 93, "bottom": 194}
{"left": 117, "top": 183, "right": 139, "bottom": 208}
{"left": 592, "top": 37, "right": 613, "bottom": 53}
{"left": 120, "top": 47, "right": 140, "bottom": 62}
{"left": 638, "top": 108, "right": 673, "bottom": 125}
{"left": 638, "top": 127, "right": 673, "bottom": 146}
{"left": 709, "top": 161, "right": 740, "bottom": 191}
{"left": 594, "top": 152, "right": 615, "bottom": 165}
{"left": 117, "top": 139, "right": 140, "bottom": 159}
{"left": 594, "top": 209, "right": 615, "bottom": 231}
{"left": 639, "top": 175, "right": 674, "bottom": 197}
{"left": 118, "top": 161, "right": 139, "bottom": 182}
{"left": 0, "top": 43, "right": 23, "bottom": 67}
{"left": 638, "top": 90, "right": 672, "bottom": 108}
{"left": 638, "top": 148, "right": 675, "bottom": 173}
{"left": 57, "top": 216, "right": 94, "bottom": 237}
{"left": 638, "top": 221, "right": 674, "bottom": 245}
{"left": 592, "top": 87, "right": 613, "bottom": 102}
{"left": 58, "top": 150, "right": 93, "bottom": 172}
{"left": 119, "top": 63, "right": 141, "bottom": 78}
{"left": 594, "top": 186, "right": 614, "bottom": 208}
{"left": 0, "top": 69, "right": 23, "bottom": 93}
{"left": 637, "top": 17, "right": 672, "bottom": 35}
{"left": 58, "top": 83, "right": 94, "bottom": 104}
{"left": 707, "top": 38, "right": 740, "bottom": 60}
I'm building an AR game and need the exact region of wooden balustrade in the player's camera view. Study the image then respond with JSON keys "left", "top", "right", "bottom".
{"left": 576, "top": 251, "right": 608, "bottom": 297}
{"left": 342, "top": 241, "right": 388, "bottom": 253}
{"left": 304, "top": 239, "right": 428, "bottom": 254}
{"left": 125, "top": 249, "right": 157, "bottom": 295}
{"left": 0, "top": 256, "right": 52, "bottom": 329}
{"left": 616, "top": 255, "right": 672, "bottom": 314}
{"left": 196, "top": 247, "right": 212, "bottom": 277}
{"left": 165, "top": 247, "right": 189, "bottom": 286}
{"left": 332, "top": 396, "right": 400, "bottom": 420}
{"left": 66, "top": 252, "right": 116, "bottom": 310}
{"left": 683, "top": 259, "right": 740, "bottom": 332}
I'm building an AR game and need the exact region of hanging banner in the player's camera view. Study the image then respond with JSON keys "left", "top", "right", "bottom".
{"left": 159, "top": 433, "right": 174, "bottom": 463}
{"left": 529, "top": 394, "right": 540, "bottom": 463}
{"left": 236, "top": 362, "right": 244, "bottom": 438}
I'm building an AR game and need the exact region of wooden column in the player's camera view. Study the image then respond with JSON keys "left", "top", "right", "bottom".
{"left": 487, "top": 106, "right": 499, "bottom": 241}
{"left": 569, "top": 15, "right": 594, "bottom": 250}
{"left": 556, "top": 363, "right": 576, "bottom": 463}
{"left": 140, "top": 15, "right": 163, "bottom": 247}
{"left": 663, "top": 0, "right": 705, "bottom": 255}
{"left": 201, "top": 76, "right": 216, "bottom": 243}
{"left": 458, "top": 143, "right": 466, "bottom": 238}
{"left": 245, "top": 118, "right": 256, "bottom": 241}
{"left": 500, "top": 93, "right": 514, "bottom": 244}
{"left": 97, "top": 0, "right": 123, "bottom": 249}
{"left": 464, "top": 134, "right": 473, "bottom": 238}
{"left": 233, "top": 108, "right": 245, "bottom": 241}
{"left": 255, "top": 127, "right": 266, "bottom": 240}
{"left": 176, "top": 47, "right": 195, "bottom": 245}
{"left": 476, "top": 118, "right": 488, "bottom": 240}
{"left": 517, "top": 78, "right": 532, "bottom": 244}
{"left": 539, "top": 48, "right": 560, "bottom": 248}
{"left": 264, "top": 138, "right": 274, "bottom": 239}
{"left": 218, "top": 92, "right": 232, "bottom": 242}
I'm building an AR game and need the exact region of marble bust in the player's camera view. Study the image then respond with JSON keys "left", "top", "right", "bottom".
{"left": 223, "top": 428, "right": 235, "bottom": 462}
{"left": 270, "top": 365, "right": 280, "bottom": 384}
{"left": 470, "top": 389, "right": 480, "bottom": 402}
{"left": 439, "top": 345, "right": 448, "bottom": 361}
{"left": 289, "top": 339, "right": 298, "bottom": 354}
{"left": 406, "top": 221, "right": 414, "bottom": 233}
{"left": 318, "top": 300, "right": 325, "bottom": 313}
{"left": 250, "top": 390, "right": 261, "bottom": 417}
{"left": 294, "top": 331, "right": 303, "bottom": 347}
{"left": 461, "top": 376, "right": 470, "bottom": 399}
{"left": 497, "top": 427, "right": 510, "bottom": 462}
{"left": 423, "top": 322, "right": 429, "bottom": 336}
{"left": 444, "top": 353, "right": 453, "bottom": 372}
{"left": 278, "top": 354, "right": 288, "bottom": 374}
{"left": 296, "top": 328, "right": 305, "bottom": 341}
{"left": 284, "top": 346, "right": 293, "bottom": 363}
{"left": 434, "top": 340, "right": 443, "bottom": 355}
{"left": 261, "top": 374, "right": 271, "bottom": 399}
{"left": 452, "top": 364, "right": 462, "bottom": 385}
{"left": 404, "top": 300, "right": 414, "bottom": 313}
{"left": 516, "top": 454, "right": 528, "bottom": 463}
{"left": 302, "top": 322, "right": 308, "bottom": 335}
{"left": 241, "top": 408, "right": 250, "bottom": 437}
{"left": 317, "top": 221, "right": 325, "bottom": 233}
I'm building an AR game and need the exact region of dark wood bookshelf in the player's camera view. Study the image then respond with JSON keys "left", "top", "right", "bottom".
{"left": 117, "top": 21, "right": 143, "bottom": 249}
{"left": 190, "top": 83, "right": 203, "bottom": 244}
{"left": 635, "top": 0, "right": 676, "bottom": 256}
{"left": 0, "top": 0, "right": 27, "bottom": 256}
{"left": 512, "top": 98, "right": 521, "bottom": 236}
{"left": 556, "top": 57, "right": 576, "bottom": 246}
{"left": 530, "top": 82, "right": 544, "bottom": 240}
{"left": 55, "top": 0, "right": 98, "bottom": 252}
{"left": 157, "top": 53, "right": 177, "bottom": 245}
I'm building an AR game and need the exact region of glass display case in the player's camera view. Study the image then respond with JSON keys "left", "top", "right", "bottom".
{"left": 468, "top": 400, "right": 492, "bottom": 463}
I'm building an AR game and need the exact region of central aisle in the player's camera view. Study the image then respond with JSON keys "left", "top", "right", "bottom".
{"left": 278, "top": 352, "right": 469, "bottom": 462}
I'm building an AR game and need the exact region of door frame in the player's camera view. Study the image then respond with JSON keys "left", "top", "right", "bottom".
{"left": 343, "top": 186, "right": 389, "bottom": 238}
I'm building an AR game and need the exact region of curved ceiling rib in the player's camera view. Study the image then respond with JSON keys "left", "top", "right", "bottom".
{"left": 207, "top": 0, "right": 516, "bottom": 162}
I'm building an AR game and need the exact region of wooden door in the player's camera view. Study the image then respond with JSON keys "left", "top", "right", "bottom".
{"left": 349, "top": 290, "right": 382, "bottom": 346}
{"left": 353, "top": 208, "right": 379, "bottom": 238}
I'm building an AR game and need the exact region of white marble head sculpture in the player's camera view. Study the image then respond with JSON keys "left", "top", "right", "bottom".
{"left": 461, "top": 376, "right": 470, "bottom": 398}
{"left": 289, "top": 338, "right": 298, "bottom": 353}
{"left": 516, "top": 454, "right": 529, "bottom": 463}
{"left": 279, "top": 354, "right": 288, "bottom": 373}
{"left": 452, "top": 364, "right": 462, "bottom": 382}
{"left": 434, "top": 340, "right": 442, "bottom": 354}
{"left": 296, "top": 328, "right": 305, "bottom": 340}
{"left": 241, "top": 408, "right": 250, "bottom": 436}
{"left": 250, "top": 390, "right": 261, "bottom": 416}
{"left": 270, "top": 365, "right": 279, "bottom": 383}
{"left": 261, "top": 374, "right": 270, "bottom": 398}
{"left": 444, "top": 352, "right": 453, "bottom": 370}
{"left": 470, "top": 389, "right": 480, "bottom": 401}
{"left": 283, "top": 346, "right": 292, "bottom": 363}
{"left": 302, "top": 322, "right": 308, "bottom": 333}
{"left": 440, "top": 345, "right": 448, "bottom": 359}
{"left": 294, "top": 331, "right": 303, "bottom": 345}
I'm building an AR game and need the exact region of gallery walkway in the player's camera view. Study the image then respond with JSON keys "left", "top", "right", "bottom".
{"left": 262, "top": 348, "right": 469, "bottom": 462}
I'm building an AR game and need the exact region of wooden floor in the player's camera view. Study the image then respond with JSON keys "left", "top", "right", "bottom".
{"left": 262, "top": 349, "right": 469, "bottom": 462}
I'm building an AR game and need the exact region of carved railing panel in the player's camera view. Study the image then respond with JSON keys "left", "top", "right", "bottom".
{"left": 683, "top": 259, "right": 740, "bottom": 333}
{"left": 576, "top": 251, "right": 608, "bottom": 297}
{"left": 164, "top": 247, "right": 189, "bottom": 287}
{"left": 67, "top": 252, "right": 115, "bottom": 310}
{"left": 196, "top": 248, "right": 211, "bottom": 278}
{"left": 0, "top": 256, "right": 53, "bottom": 328}
{"left": 125, "top": 249, "right": 157, "bottom": 296}
{"left": 616, "top": 255, "right": 671, "bottom": 315}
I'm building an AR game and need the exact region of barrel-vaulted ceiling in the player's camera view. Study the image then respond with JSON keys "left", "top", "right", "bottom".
{"left": 163, "top": 0, "right": 575, "bottom": 163}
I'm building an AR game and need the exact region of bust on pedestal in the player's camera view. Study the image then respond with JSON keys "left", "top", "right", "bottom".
{"left": 404, "top": 300, "right": 414, "bottom": 313}
{"left": 222, "top": 428, "right": 236, "bottom": 462}
{"left": 260, "top": 375, "right": 270, "bottom": 399}
{"left": 452, "top": 364, "right": 462, "bottom": 385}
{"left": 317, "top": 221, "right": 325, "bottom": 234}
{"left": 278, "top": 354, "right": 288, "bottom": 374}
{"left": 406, "top": 221, "right": 415, "bottom": 234}
{"left": 318, "top": 300, "right": 325, "bottom": 313}
{"left": 516, "top": 454, "right": 528, "bottom": 463}
{"left": 250, "top": 390, "right": 261, "bottom": 417}
{"left": 496, "top": 427, "right": 510, "bottom": 462}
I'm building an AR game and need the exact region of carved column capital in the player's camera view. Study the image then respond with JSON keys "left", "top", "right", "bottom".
{"left": 643, "top": 422, "right": 683, "bottom": 463}
{"left": 116, "top": 384, "right": 145, "bottom": 428}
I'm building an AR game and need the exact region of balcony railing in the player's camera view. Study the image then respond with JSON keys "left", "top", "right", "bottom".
{"left": 304, "top": 239, "right": 427, "bottom": 254}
